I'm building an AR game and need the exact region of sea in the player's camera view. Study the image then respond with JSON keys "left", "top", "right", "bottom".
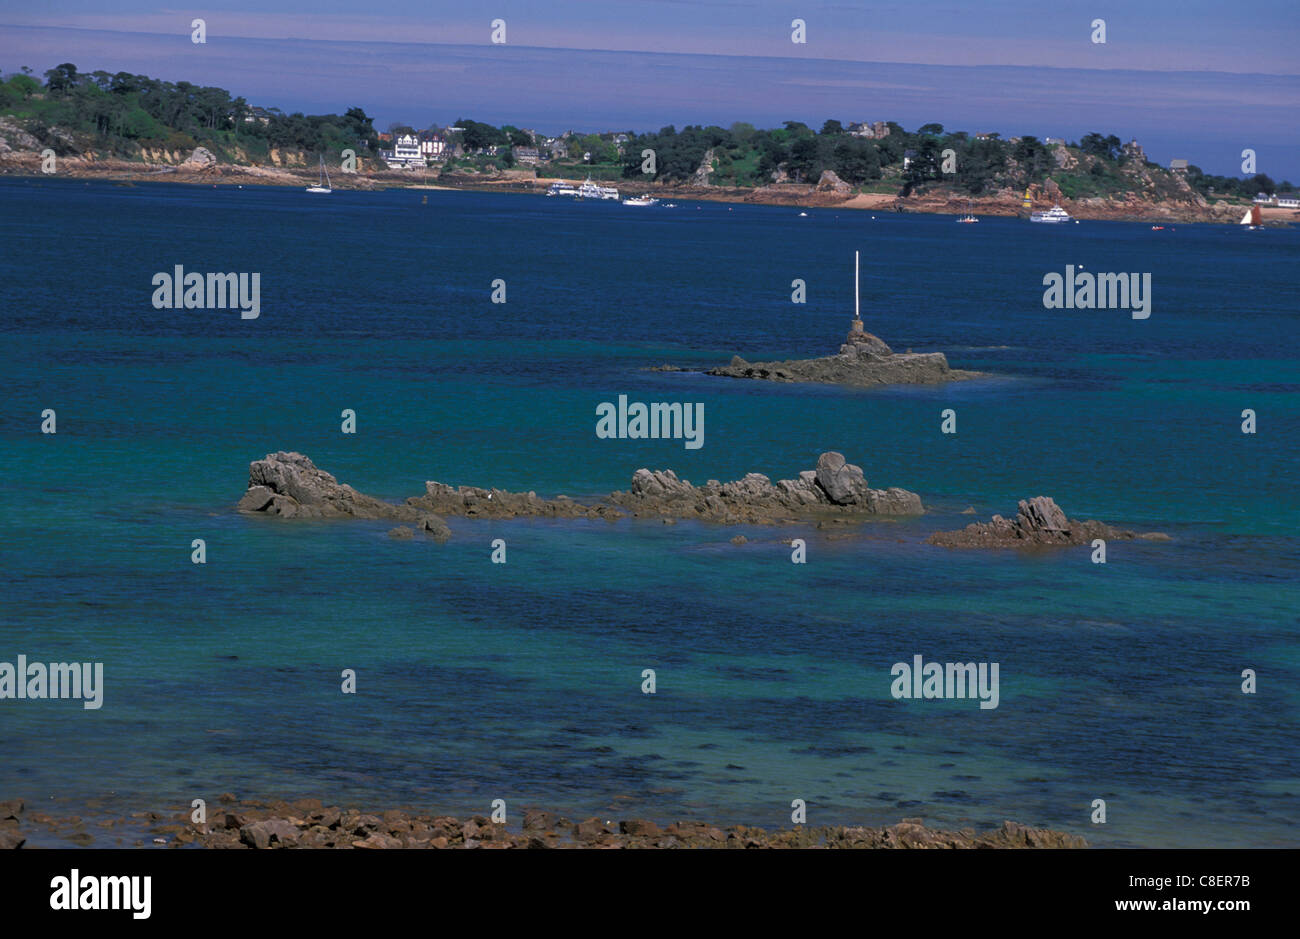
{"left": 1, "top": 176, "right": 1296, "bottom": 847}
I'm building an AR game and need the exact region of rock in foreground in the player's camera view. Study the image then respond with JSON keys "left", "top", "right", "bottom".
{"left": 928, "top": 496, "right": 1168, "bottom": 548}
{"left": 98, "top": 795, "right": 1088, "bottom": 849}
{"left": 237, "top": 450, "right": 924, "bottom": 527}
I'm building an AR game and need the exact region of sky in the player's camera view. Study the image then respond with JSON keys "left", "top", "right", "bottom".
{"left": 2, "top": 0, "right": 1298, "bottom": 177}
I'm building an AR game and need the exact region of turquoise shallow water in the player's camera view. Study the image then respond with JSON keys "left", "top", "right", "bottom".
{"left": 1, "top": 177, "right": 1297, "bottom": 847}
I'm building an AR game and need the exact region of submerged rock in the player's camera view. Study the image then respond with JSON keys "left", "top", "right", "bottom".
{"left": 928, "top": 496, "right": 1168, "bottom": 548}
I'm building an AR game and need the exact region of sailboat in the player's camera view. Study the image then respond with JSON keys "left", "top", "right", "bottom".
{"left": 957, "top": 200, "right": 979, "bottom": 223}
{"left": 1239, "top": 204, "right": 1263, "bottom": 229}
{"left": 306, "top": 156, "right": 332, "bottom": 194}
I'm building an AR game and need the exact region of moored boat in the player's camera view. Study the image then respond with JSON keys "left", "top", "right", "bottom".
{"left": 305, "top": 156, "right": 332, "bottom": 193}
{"left": 1029, "top": 204, "right": 1073, "bottom": 224}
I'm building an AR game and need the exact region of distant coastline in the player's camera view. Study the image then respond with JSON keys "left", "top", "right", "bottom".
{"left": 2, "top": 154, "right": 1294, "bottom": 225}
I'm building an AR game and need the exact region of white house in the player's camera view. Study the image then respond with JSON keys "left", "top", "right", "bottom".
{"left": 383, "top": 133, "right": 424, "bottom": 169}
{"left": 417, "top": 130, "right": 447, "bottom": 160}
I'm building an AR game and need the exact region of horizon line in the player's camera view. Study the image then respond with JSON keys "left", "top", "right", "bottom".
{"left": 4, "top": 23, "right": 1298, "bottom": 81}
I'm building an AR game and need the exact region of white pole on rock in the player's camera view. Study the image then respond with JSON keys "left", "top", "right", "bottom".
{"left": 855, "top": 249, "right": 860, "bottom": 319}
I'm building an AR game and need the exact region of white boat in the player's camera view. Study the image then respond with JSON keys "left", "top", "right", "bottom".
{"left": 957, "top": 200, "right": 979, "bottom": 223}
{"left": 798, "top": 211, "right": 808, "bottom": 217}
{"left": 1240, "top": 204, "right": 1263, "bottom": 229}
{"left": 305, "top": 156, "right": 332, "bottom": 193}
{"left": 623, "top": 196, "right": 658, "bottom": 206}
{"left": 1029, "top": 204, "right": 1072, "bottom": 224}
{"left": 546, "top": 181, "right": 578, "bottom": 197}
{"left": 577, "top": 178, "right": 620, "bottom": 200}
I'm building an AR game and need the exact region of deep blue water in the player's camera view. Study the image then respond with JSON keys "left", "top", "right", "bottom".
{"left": 1, "top": 177, "right": 1297, "bottom": 847}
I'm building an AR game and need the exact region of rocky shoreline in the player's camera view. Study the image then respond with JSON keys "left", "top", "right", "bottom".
{"left": 0, "top": 796, "right": 1087, "bottom": 850}
{"left": 237, "top": 450, "right": 925, "bottom": 528}
{"left": 2, "top": 148, "right": 1290, "bottom": 226}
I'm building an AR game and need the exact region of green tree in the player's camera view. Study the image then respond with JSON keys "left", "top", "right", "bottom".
{"left": 44, "top": 62, "right": 79, "bottom": 95}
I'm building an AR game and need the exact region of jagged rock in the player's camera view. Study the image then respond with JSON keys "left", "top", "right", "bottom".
{"left": 238, "top": 451, "right": 924, "bottom": 527}
{"left": 183, "top": 147, "right": 217, "bottom": 168}
{"left": 238, "top": 451, "right": 417, "bottom": 520}
{"left": 387, "top": 526, "right": 414, "bottom": 539}
{"left": 239, "top": 818, "right": 300, "bottom": 849}
{"left": 928, "top": 497, "right": 1168, "bottom": 548}
{"left": 816, "top": 169, "right": 852, "bottom": 194}
{"left": 0, "top": 830, "right": 24, "bottom": 850}
{"left": 840, "top": 329, "right": 894, "bottom": 357}
{"left": 814, "top": 451, "right": 868, "bottom": 505}
{"left": 418, "top": 514, "right": 451, "bottom": 542}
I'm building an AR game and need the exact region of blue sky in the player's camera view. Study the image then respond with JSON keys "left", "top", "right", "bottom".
{"left": 3, "top": 0, "right": 1298, "bottom": 177}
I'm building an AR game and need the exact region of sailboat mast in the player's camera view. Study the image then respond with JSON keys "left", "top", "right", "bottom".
{"left": 855, "top": 250, "right": 860, "bottom": 319}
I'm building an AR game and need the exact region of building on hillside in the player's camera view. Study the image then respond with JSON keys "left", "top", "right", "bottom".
{"left": 380, "top": 133, "right": 425, "bottom": 169}
{"left": 1277, "top": 196, "right": 1300, "bottom": 208}
{"left": 1044, "top": 137, "right": 1065, "bottom": 146}
{"left": 512, "top": 146, "right": 540, "bottom": 165}
{"left": 902, "top": 149, "right": 917, "bottom": 169}
{"left": 1169, "top": 158, "right": 1189, "bottom": 173}
{"left": 847, "top": 121, "right": 890, "bottom": 139}
{"left": 242, "top": 106, "right": 273, "bottom": 125}
{"left": 1121, "top": 139, "right": 1146, "bottom": 163}
{"left": 417, "top": 130, "right": 447, "bottom": 160}
{"left": 1253, "top": 192, "right": 1275, "bottom": 204}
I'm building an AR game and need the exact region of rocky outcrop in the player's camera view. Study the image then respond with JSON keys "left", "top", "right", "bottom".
{"left": 183, "top": 146, "right": 217, "bottom": 169}
{"left": 237, "top": 451, "right": 925, "bottom": 527}
{"left": 928, "top": 496, "right": 1169, "bottom": 548}
{"left": 707, "top": 321, "right": 982, "bottom": 387}
{"left": 606, "top": 451, "right": 923, "bottom": 521}
{"left": 816, "top": 169, "right": 852, "bottom": 194}
{"left": 691, "top": 148, "right": 715, "bottom": 186}
{"left": 55, "top": 795, "right": 1086, "bottom": 849}
{"left": 237, "top": 451, "right": 415, "bottom": 520}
